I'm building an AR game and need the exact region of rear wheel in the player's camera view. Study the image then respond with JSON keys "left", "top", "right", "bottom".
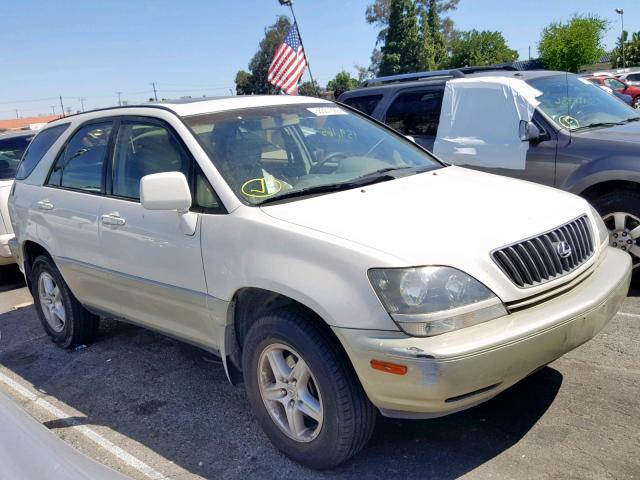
{"left": 242, "top": 308, "right": 376, "bottom": 469}
{"left": 590, "top": 189, "right": 640, "bottom": 270}
{"left": 31, "top": 255, "right": 99, "bottom": 348}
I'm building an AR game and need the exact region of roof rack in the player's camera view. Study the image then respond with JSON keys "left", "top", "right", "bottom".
{"left": 361, "top": 63, "right": 519, "bottom": 87}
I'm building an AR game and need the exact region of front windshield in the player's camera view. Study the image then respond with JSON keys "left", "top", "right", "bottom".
{"left": 183, "top": 103, "right": 441, "bottom": 205}
{"left": 527, "top": 74, "right": 639, "bottom": 131}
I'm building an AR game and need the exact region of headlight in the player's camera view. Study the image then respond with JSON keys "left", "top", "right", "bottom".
{"left": 368, "top": 267, "right": 507, "bottom": 337}
{"left": 589, "top": 205, "right": 609, "bottom": 246}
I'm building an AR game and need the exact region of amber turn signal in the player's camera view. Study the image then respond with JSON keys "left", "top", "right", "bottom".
{"left": 370, "top": 359, "right": 408, "bottom": 375}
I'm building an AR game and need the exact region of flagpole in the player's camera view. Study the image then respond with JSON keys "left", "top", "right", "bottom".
{"left": 279, "top": 0, "right": 320, "bottom": 96}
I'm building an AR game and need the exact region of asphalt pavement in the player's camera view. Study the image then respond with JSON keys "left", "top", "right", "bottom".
{"left": 0, "top": 263, "right": 638, "bottom": 480}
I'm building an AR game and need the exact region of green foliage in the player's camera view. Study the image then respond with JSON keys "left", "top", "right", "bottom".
{"left": 234, "top": 16, "right": 292, "bottom": 95}
{"left": 448, "top": 30, "right": 518, "bottom": 68}
{"left": 418, "top": 0, "right": 448, "bottom": 71}
{"left": 326, "top": 71, "right": 360, "bottom": 99}
{"left": 612, "top": 31, "right": 640, "bottom": 68}
{"left": 369, "top": 0, "right": 458, "bottom": 75}
{"left": 298, "top": 81, "right": 322, "bottom": 97}
{"left": 378, "top": 0, "right": 421, "bottom": 76}
{"left": 538, "top": 15, "right": 608, "bottom": 73}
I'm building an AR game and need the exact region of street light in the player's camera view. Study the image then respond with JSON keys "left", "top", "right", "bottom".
{"left": 616, "top": 8, "right": 625, "bottom": 69}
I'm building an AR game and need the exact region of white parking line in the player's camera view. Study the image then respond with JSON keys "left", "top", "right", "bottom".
{"left": 618, "top": 311, "right": 640, "bottom": 318}
{"left": 0, "top": 370, "right": 168, "bottom": 480}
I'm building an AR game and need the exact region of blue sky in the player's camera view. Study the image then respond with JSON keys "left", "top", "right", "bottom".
{"left": 1, "top": 0, "right": 638, "bottom": 118}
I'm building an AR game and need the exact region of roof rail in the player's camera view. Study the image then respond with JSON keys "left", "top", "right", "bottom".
{"left": 362, "top": 69, "right": 464, "bottom": 87}
{"left": 361, "top": 64, "right": 519, "bottom": 87}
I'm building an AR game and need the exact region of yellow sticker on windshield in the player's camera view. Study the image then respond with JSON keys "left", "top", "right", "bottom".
{"left": 241, "top": 178, "right": 283, "bottom": 198}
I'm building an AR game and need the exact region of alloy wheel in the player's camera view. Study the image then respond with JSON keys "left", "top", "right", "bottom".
{"left": 603, "top": 211, "right": 640, "bottom": 269}
{"left": 257, "top": 343, "right": 324, "bottom": 443}
{"left": 38, "top": 272, "right": 66, "bottom": 332}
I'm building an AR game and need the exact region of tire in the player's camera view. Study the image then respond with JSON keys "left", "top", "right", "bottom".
{"left": 590, "top": 189, "right": 640, "bottom": 272}
{"left": 242, "top": 307, "right": 376, "bottom": 469}
{"left": 30, "top": 255, "right": 99, "bottom": 348}
{"left": 634, "top": 96, "right": 640, "bottom": 109}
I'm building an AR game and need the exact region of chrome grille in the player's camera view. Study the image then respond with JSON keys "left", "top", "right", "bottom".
{"left": 492, "top": 215, "right": 595, "bottom": 288}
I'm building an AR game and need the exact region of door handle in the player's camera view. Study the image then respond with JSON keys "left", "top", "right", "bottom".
{"left": 36, "top": 199, "right": 54, "bottom": 210}
{"left": 101, "top": 212, "right": 126, "bottom": 226}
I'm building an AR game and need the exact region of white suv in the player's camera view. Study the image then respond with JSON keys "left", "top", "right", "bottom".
{"left": 8, "top": 96, "right": 631, "bottom": 469}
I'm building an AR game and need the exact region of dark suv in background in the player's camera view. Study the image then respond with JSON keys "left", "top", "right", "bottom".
{"left": 339, "top": 68, "right": 640, "bottom": 271}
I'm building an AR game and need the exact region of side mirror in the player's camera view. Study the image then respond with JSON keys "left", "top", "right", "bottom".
{"left": 140, "top": 172, "right": 192, "bottom": 211}
{"left": 519, "top": 120, "right": 542, "bottom": 142}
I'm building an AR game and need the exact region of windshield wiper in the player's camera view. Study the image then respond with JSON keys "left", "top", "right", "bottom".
{"left": 574, "top": 117, "right": 640, "bottom": 130}
{"left": 258, "top": 173, "right": 398, "bottom": 206}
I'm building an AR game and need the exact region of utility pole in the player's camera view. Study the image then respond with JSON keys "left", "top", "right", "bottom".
{"left": 150, "top": 82, "right": 158, "bottom": 101}
{"left": 528, "top": 46, "right": 531, "bottom": 61}
{"left": 59, "top": 96, "right": 65, "bottom": 117}
{"left": 229, "top": 88, "right": 234, "bottom": 96}
{"left": 15, "top": 109, "right": 19, "bottom": 119}
{"left": 50, "top": 106, "right": 56, "bottom": 115}
{"left": 616, "top": 8, "right": 626, "bottom": 69}
{"left": 116, "top": 92, "right": 123, "bottom": 106}
{"left": 277, "top": 0, "right": 319, "bottom": 96}
{"left": 79, "top": 98, "right": 86, "bottom": 112}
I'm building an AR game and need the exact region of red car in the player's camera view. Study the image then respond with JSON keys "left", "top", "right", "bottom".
{"left": 586, "top": 75, "right": 640, "bottom": 108}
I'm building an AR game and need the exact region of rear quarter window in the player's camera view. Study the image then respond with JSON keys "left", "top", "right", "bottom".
{"left": 15, "top": 124, "right": 70, "bottom": 180}
{"left": 342, "top": 95, "right": 383, "bottom": 116}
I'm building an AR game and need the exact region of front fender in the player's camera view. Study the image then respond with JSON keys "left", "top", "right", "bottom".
{"left": 559, "top": 155, "right": 640, "bottom": 195}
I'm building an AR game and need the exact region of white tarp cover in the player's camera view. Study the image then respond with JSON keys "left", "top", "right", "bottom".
{"left": 433, "top": 77, "right": 541, "bottom": 170}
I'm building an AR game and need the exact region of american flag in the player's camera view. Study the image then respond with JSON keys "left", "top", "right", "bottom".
{"left": 268, "top": 24, "right": 307, "bottom": 95}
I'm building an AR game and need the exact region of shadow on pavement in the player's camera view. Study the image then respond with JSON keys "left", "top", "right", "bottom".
{"left": 0, "top": 300, "right": 563, "bottom": 480}
{"left": 0, "top": 265, "right": 26, "bottom": 293}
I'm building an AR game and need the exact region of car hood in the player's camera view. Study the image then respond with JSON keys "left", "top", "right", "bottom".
{"left": 261, "top": 166, "right": 592, "bottom": 301}
{"left": 572, "top": 121, "right": 640, "bottom": 143}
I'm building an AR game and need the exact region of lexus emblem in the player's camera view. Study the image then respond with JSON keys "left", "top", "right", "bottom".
{"left": 555, "top": 241, "right": 572, "bottom": 258}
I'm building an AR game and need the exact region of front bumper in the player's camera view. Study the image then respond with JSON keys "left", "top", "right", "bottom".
{"left": 0, "top": 233, "right": 15, "bottom": 266}
{"left": 333, "top": 247, "right": 631, "bottom": 419}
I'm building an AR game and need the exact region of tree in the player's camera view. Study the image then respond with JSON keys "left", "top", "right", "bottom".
{"left": 235, "top": 70, "right": 253, "bottom": 95}
{"left": 418, "top": 0, "right": 448, "bottom": 70}
{"left": 234, "top": 16, "right": 292, "bottom": 95}
{"left": 538, "top": 15, "right": 608, "bottom": 73}
{"left": 298, "top": 81, "right": 322, "bottom": 97}
{"left": 612, "top": 31, "right": 640, "bottom": 68}
{"left": 448, "top": 30, "right": 518, "bottom": 68}
{"left": 326, "top": 71, "right": 360, "bottom": 99}
{"left": 378, "top": 0, "right": 421, "bottom": 76}
{"left": 366, "top": 0, "right": 458, "bottom": 46}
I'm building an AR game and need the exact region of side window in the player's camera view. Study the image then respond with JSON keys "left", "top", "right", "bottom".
{"left": 48, "top": 122, "right": 113, "bottom": 192}
{"left": 15, "top": 124, "right": 69, "bottom": 180}
{"left": 111, "top": 122, "right": 190, "bottom": 200}
{"left": 343, "top": 95, "right": 383, "bottom": 116}
{"left": 385, "top": 90, "right": 444, "bottom": 136}
{"left": 604, "top": 78, "right": 624, "bottom": 90}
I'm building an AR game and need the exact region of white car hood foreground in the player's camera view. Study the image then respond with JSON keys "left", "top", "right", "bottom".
{"left": 261, "top": 166, "right": 591, "bottom": 302}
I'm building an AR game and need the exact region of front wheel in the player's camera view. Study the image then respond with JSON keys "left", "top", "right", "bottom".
{"left": 242, "top": 308, "right": 376, "bottom": 469}
{"left": 590, "top": 190, "right": 640, "bottom": 270}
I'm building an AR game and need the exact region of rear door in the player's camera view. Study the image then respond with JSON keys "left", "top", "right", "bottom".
{"left": 383, "top": 87, "right": 444, "bottom": 151}
{"left": 99, "top": 116, "right": 213, "bottom": 346}
{"left": 38, "top": 120, "right": 119, "bottom": 313}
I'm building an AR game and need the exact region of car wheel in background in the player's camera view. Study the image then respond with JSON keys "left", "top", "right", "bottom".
{"left": 30, "top": 255, "right": 99, "bottom": 348}
{"left": 242, "top": 307, "right": 376, "bottom": 469}
{"left": 590, "top": 190, "right": 640, "bottom": 271}
{"left": 634, "top": 96, "right": 640, "bottom": 109}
